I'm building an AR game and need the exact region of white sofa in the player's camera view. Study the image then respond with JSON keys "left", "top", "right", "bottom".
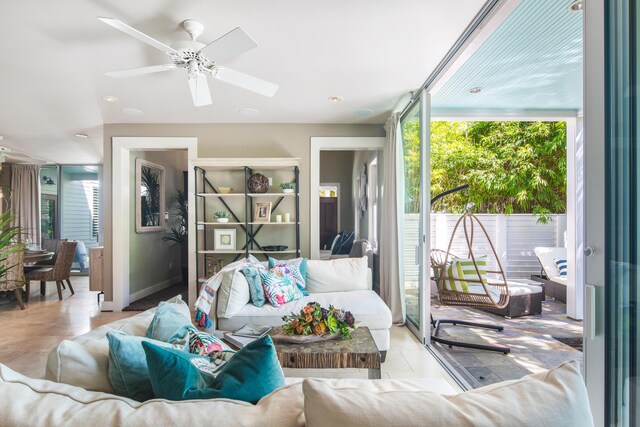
{"left": 214, "top": 257, "right": 393, "bottom": 354}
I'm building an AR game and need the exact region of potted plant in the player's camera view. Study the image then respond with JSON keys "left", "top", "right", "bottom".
{"left": 162, "top": 190, "right": 188, "bottom": 284}
{"left": 214, "top": 211, "right": 231, "bottom": 223}
{"left": 280, "top": 182, "right": 296, "bottom": 194}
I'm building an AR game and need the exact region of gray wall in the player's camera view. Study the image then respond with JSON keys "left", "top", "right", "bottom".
{"left": 102, "top": 123, "right": 385, "bottom": 301}
{"left": 320, "top": 150, "right": 355, "bottom": 233}
{"left": 128, "top": 149, "right": 187, "bottom": 298}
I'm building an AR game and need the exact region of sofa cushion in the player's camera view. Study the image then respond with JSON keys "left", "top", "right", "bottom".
{"left": 144, "top": 335, "right": 285, "bottom": 404}
{"left": 217, "top": 270, "right": 251, "bottom": 318}
{"left": 145, "top": 301, "right": 192, "bottom": 344}
{"left": 0, "top": 363, "right": 305, "bottom": 427}
{"left": 302, "top": 360, "right": 593, "bottom": 427}
{"left": 45, "top": 295, "right": 188, "bottom": 393}
{"left": 218, "top": 290, "right": 392, "bottom": 332}
{"left": 241, "top": 265, "right": 267, "bottom": 307}
{"left": 260, "top": 266, "right": 305, "bottom": 307}
{"left": 107, "top": 331, "right": 185, "bottom": 402}
{"left": 306, "top": 257, "right": 369, "bottom": 293}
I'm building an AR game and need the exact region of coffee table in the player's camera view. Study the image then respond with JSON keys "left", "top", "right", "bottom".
{"left": 269, "top": 326, "right": 382, "bottom": 379}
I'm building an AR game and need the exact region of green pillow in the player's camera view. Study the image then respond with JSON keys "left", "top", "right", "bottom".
{"left": 106, "top": 331, "right": 186, "bottom": 401}
{"left": 240, "top": 265, "right": 267, "bottom": 307}
{"left": 143, "top": 335, "right": 285, "bottom": 404}
{"left": 145, "top": 301, "right": 193, "bottom": 344}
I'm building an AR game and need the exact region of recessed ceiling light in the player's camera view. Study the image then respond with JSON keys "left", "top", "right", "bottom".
{"left": 74, "top": 133, "right": 89, "bottom": 139}
{"left": 328, "top": 96, "right": 343, "bottom": 102}
{"left": 238, "top": 108, "right": 259, "bottom": 117}
{"left": 102, "top": 95, "right": 119, "bottom": 102}
{"left": 122, "top": 107, "right": 144, "bottom": 116}
{"left": 469, "top": 87, "right": 483, "bottom": 94}
{"left": 355, "top": 109, "right": 374, "bottom": 117}
{"left": 568, "top": 0, "right": 583, "bottom": 12}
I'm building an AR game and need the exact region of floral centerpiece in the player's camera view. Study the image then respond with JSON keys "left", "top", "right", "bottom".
{"left": 282, "top": 302, "right": 356, "bottom": 339}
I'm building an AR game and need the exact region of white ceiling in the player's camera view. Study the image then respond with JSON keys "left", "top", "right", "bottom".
{"left": 0, "top": 0, "right": 485, "bottom": 164}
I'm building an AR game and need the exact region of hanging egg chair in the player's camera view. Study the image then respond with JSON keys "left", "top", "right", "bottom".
{"left": 431, "top": 212, "right": 510, "bottom": 310}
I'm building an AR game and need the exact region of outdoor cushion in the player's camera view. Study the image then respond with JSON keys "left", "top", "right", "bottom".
{"left": 0, "top": 363, "right": 305, "bottom": 427}
{"left": 555, "top": 258, "right": 568, "bottom": 276}
{"left": 444, "top": 256, "right": 487, "bottom": 293}
{"left": 306, "top": 257, "right": 369, "bottom": 293}
{"left": 217, "top": 270, "right": 251, "bottom": 318}
{"left": 303, "top": 360, "right": 593, "bottom": 427}
{"left": 534, "top": 247, "right": 567, "bottom": 279}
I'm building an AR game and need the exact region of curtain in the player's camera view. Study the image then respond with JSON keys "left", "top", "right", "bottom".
{"left": 10, "top": 164, "right": 41, "bottom": 244}
{"left": 380, "top": 113, "right": 406, "bottom": 324}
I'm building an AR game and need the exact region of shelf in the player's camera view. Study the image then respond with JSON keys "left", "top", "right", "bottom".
{"left": 248, "top": 193, "right": 298, "bottom": 197}
{"left": 249, "top": 250, "right": 297, "bottom": 254}
{"left": 198, "top": 250, "right": 245, "bottom": 254}
{"left": 248, "top": 222, "right": 298, "bottom": 225}
{"left": 197, "top": 222, "right": 244, "bottom": 225}
{"left": 197, "top": 193, "right": 245, "bottom": 198}
{"left": 197, "top": 221, "right": 298, "bottom": 226}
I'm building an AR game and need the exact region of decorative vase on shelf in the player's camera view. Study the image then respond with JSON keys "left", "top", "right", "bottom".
{"left": 216, "top": 218, "right": 229, "bottom": 223}
{"left": 282, "top": 188, "right": 295, "bottom": 194}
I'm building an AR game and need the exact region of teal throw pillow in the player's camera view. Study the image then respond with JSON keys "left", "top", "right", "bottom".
{"left": 145, "top": 301, "right": 193, "bottom": 344}
{"left": 143, "top": 335, "right": 285, "bottom": 404}
{"left": 240, "top": 265, "right": 267, "bottom": 307}
{"left": 106, "top": 331, "right": 186, "bottom": 401}
{"left": 268, "top": 257, "right": 309, "bottom": 296}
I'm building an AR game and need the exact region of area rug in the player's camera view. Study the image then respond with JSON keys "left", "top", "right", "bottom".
{"left": 430, "top": 295, "right": 583, "bottom": 389}
{"left": 123, "top": 283, "right": 188, "bottom": 311}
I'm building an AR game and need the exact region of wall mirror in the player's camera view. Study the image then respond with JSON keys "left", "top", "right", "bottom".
{"left": 135, "top": 158, "right": 166, "bottom": 233}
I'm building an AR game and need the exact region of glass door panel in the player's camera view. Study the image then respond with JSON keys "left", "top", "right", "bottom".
{"left": 59, "top": 166, "right": 101, "bottom": 275}
{"left": 400, "top": 93, "right": 428, "bottom": 338}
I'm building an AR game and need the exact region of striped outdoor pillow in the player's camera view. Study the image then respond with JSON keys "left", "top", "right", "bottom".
{"left": 444, "top": 256, "right": 488, "bottom": 293}
{"left": 555, "top": 259, "right": 568, "bottom": 276}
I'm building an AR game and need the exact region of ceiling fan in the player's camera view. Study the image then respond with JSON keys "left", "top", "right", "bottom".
{"left": 98, "top": 17, "right": 279, "bottom": 107}
{"left": 0, "top": 138, "right": 48, "bottom": 165}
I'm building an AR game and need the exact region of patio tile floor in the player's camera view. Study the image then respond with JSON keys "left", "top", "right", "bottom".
{"left": 430, "top": 294, "right": 582, "bottom": 389}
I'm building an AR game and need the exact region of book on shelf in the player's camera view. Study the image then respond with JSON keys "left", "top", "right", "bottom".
{"left": 223, "top": 325, "right": 272, "bottom": 348}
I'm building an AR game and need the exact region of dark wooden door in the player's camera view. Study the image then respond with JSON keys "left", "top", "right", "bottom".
{"left": 320, "top": 197, "right": 338, "bottom": 249}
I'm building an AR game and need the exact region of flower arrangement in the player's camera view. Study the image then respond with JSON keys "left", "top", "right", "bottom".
{"left": 282, "top": 302, "right": 356, "bottom": 338}
{"left": 280, "top": 182, "right": 296, "bottom": 190}
{"left": 214, "top": 211, "right": 231, "bottom": 219}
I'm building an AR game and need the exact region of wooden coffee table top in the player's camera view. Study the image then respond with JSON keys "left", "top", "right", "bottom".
{"left": 269, "top": 326, "right": 380, "bottom": 370}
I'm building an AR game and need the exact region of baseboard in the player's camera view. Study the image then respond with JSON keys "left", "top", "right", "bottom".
{"left": 100, "top": 301, "right": 115, "bottom": 312}
{"left": 129, "top": 276, "right": 182, "bottom": 303}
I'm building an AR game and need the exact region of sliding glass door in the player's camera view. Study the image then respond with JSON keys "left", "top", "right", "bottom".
{"left": 400, "top": 91, "right": 430, "bottom": 341}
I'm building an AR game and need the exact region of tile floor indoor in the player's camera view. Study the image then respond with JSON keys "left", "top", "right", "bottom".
{"left": 0, "top": 277, "right": 461, "bottom": 392}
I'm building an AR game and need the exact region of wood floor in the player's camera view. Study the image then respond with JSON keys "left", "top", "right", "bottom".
{"left": 0, "top": 277, "right": 460, "bottom": 392}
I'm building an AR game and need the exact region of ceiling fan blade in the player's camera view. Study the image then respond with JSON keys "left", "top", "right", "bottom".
{"left": 199, "top": 27, "right": 258, "bottom": 62}
{"left": 213, "top": 67, "right": 279, "bottom": 97}
{"left": 188, "top": 74, "right": 212, "bottom": 107}
{"left": 98, "top": 17, "right": 178, "bottom": 54}
{"left": 104, "top": 64, "right": 177, "bottom": 78}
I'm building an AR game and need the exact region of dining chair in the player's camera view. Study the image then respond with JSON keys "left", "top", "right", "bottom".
{"left": 0, "top": 244, "right": 27, "bottom": 309}
{"left": 26, "top": 241, "right": 77, "bottom": 301}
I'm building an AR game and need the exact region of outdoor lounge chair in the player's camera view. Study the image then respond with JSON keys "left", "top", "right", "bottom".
{"left": 532, "top": 247, "right": 567, "bottom": 303}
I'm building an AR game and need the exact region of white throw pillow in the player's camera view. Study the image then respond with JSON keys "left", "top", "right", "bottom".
{"left": 306, "top": 257, "right": 369, "bottom": 293}
{"left": 216, "top": 270, "right": 251, "bottom": 318}
{"left": 302, "top": 360, "right": 593, "bottom": 427}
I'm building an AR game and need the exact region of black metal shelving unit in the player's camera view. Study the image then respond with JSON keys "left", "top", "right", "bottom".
{"left": 194, "top": 163, "right": 300, "bottom": 292}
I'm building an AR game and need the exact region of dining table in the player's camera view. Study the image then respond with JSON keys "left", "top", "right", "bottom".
{"left": 24, "top": 251, "right": 54, "bottom": 264}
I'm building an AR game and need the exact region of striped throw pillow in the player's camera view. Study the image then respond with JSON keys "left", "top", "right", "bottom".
{"left": 555, "top": 259, "right": 568, "bottom": 276}
{"left": 444, "top": 256, "right": 488, "bottom": 293}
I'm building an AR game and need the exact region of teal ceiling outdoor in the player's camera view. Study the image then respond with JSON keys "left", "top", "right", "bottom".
{"left": 431, "top": 0, "right": 583, "bottom": 113}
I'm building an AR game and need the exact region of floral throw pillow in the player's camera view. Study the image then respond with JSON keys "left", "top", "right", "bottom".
{"left": 268, "top": 257, "right": 309, "bottom": 296}
{"left": 260, "top": 265, "right": 305, "bottom": 307}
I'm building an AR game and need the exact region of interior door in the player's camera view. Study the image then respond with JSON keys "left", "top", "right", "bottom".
{"left": 319, "top": 197, "right": 338, "bottom": 249}
{"left": 400, "top": 91, "right": 429, "bottom": 342}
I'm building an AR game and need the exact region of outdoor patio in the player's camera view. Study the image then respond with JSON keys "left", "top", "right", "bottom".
{"left": 428, "top": 289, "right": 583, "bottom": 389}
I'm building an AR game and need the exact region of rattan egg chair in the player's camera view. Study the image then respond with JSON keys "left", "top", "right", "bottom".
{"left": 429, "top": 212, "right": 510, "bottom": 354}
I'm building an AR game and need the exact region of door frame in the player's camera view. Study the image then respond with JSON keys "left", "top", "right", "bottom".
{"left": 310, "top": 137, "right": 385, "bottom": 260}
{"left": 319, "top": 181, "right": 341, "bottom": 237}
{"left": 109, "top": 137, "right": 197, "bottom": 311}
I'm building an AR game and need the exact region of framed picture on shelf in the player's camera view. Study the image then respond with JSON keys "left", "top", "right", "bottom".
{"left": 214, "top": 229, "right": 236, "bottom": 251}
{"left": 254, "top": 202, "right": 272, "bottom": 223}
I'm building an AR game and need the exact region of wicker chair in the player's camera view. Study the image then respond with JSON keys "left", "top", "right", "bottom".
{"left": 26, "top": 241, "right": 77, "bottom": 300}
{"left": 429, "top": 212, "right": 510, "bottom": 354}
{"left": 37, "top": 238, "right": 68, "bottom": 266}
{"left": 0, "top": 245, "right": 27, "bottom": 310}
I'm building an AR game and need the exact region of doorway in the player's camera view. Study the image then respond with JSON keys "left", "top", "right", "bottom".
{"left": 319, "top": 183, "right": 340, "bottom": 250}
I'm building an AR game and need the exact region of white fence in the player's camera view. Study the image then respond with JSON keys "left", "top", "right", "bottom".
{"left": 403, "top": 213, "right": 567, "bottom": 281}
